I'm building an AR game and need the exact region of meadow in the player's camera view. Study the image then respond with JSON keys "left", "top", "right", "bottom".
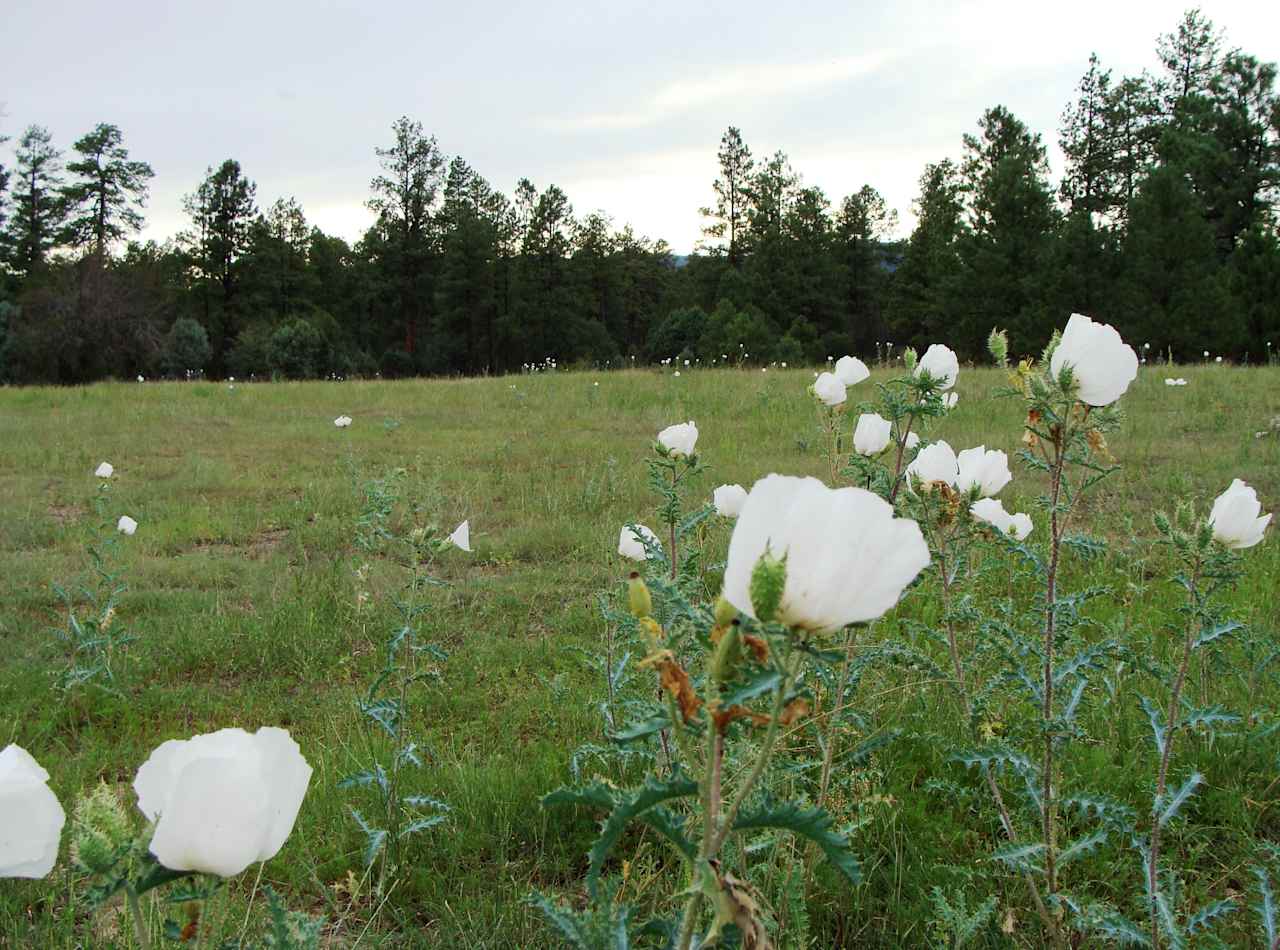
{"left": 2, "top": 361, "right": 1278, "bottom": 948}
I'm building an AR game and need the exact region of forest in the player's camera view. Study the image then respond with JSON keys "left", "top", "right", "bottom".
{"left": 0, "top": 9, "right": 1277, "bottom": 384}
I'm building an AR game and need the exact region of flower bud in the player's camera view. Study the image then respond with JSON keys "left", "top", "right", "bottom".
{"left": 628, "top": 573, "right": 653, "bottom": 618}
{"left": 71, "top": 782, "right": 133, "bottom": 875}
{"left": 714, "top": 596, "right": 738, "bottom": 628}
{"left": 987, "top": 328, "right": 1009, "bottom": 368}
{"left": 709, "top": 622, "right": 743, "bottom": 683}
{"left": 748, "top": 549, "right": 787, "bottom": 624}
{"left": 902, "top": 347, "right": 918, "bottom": 372}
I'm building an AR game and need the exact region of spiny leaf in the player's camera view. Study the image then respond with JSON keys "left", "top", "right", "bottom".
{"left": 1181, "top": 705, "right": 1241, "bottom": 732}
{"left": 527, "top": 892, "right": 593, "bottom": 949}
{"left": 732, "top": 798, "right": 860, "bottom": 884}
{"left": 1157, "top": 773, "right": 1204, "bottom": 828}
{"left": 587, "top": 775, "right": 698, "bottom": 896}
{"left": 1058, "top": 828, "right": 1109, "bottom": 867}
{"left": 720, "top": 669, "right": 782, "bottom": 706}
{"left": 402, "top": 794, "right": 450, "bottom": 811}
{"left": 1195, "top": 620, "right": 1243, "bottom": 650}
{"left": 399, "top": 815, "right": 448, "bottom": 837}
{"left": 610, "top": 715, "right": 671, "bottom": 745}
{"left": 951, "top": 745, "right": 1034, "bottom": 775}
{"left": 543, "top": 782, "right": 617, "bottom": 811}
{"left": 1140, "top": 695, "right": 1167, "bottom": 757}
{"left": 1185, "top": 898, "right": 1236, "bottom": 935}
{"left": 1252, "top": 865, "right": 1278, "bottom": 949}
{"left": 349, "top": 808, "right": 388, "bottom": 868}
{"left": 991, "top": 841, "right": 1045, "bottom": 873}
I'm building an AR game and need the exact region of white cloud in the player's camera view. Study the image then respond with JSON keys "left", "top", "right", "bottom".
{"left": 541, "top": 52, "right": 896, "bottom": 131}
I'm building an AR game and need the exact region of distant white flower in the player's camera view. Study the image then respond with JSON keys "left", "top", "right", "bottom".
{"left": 684, "top": 359, "right": 690, "bottom": 366}
{"left": 915, "top": 344, "right": 959, "bottom": 390}
{"left": 134, "top": 727, "right": 312, "bottom": 877}
{"left": 1215, "top": 356, "right": 1223, "bottom": 364}
{"left": 1203, "top": 351, "right": 1210, "bottom": 358}
{"left": 334, "top": 415, "right": 352, "bottom": 428}
{"left": 971, "top": 499, "right": 1034, "bottom": 540}
{"left": 1049, "top": 313, "right": 1138, "bottom": 406}
{"left": 0, "top": 744, "right": 65, "bottom": 879}
{"left": 1164, "top": 378, "right": 1177, "bottom": 386}
{"left": 834, "top": 355, "right": 870, "bottom": 387}
{"left": 723, "top": 475, "right": 930, "bottom": 632}
{"left": 229, "top": 376, "right": 236, "bottom": 382}
{"left": 955, "top": 446, "right": 1012, "bottom": 497}
{"left": 781, "top": 361, "right": 787, "bottom": 368}
{"left": 1208, "top": 479, "right": 1272, "bottom": 550}
{"left": 95, "top": 462, "right": 114, "bottom": 478}
{"left": 137, "top": 375, "right": 145, "bottom": 383}
{"left": 943, "top": 392, "right": 959, "bottom": 409}
{"left": 448, "top": 520, "right": 471, "bottom": 552}
{"left": 1176, "top": 378, "right": 1187, "bottom": 386}
{"left": 713, "top": 484, "right": 749, "bottom": 517}
{"left": 904, "top": 432, "right": 920, "bottom": 450}
{"left": 117, "top": 516, "right": 138, "bottom": 536}
{"left": 674, "top": 371, "right": 681, "bottom": 377}
{"left": 853, "top": 413, "right": 892, "bottom": 455}
{"left": 813, "top": 372, "right": 847, "bottom": 407}
{"left": 906, "top": 440, "right": 959, "bottom": 489}
{"left": 658, "top": 421, "right": 698, "bottom": 457}
{"left": 618, "top": 523, "right": 660, "bottom": 560}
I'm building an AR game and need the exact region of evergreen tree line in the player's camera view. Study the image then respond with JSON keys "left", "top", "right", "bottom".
{"left": 0, "top": 9, "right": 1276, "bottom": 384}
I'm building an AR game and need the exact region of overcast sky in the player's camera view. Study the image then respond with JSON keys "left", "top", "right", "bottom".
{"left": 3, "top": 0, "right": 1278, "bottom": 253}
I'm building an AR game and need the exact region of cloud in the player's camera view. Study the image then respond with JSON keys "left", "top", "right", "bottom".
{"left": 540, "top": 52, "right": 897, "bottom": 131}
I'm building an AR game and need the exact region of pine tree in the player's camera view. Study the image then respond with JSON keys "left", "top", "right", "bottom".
{"left": 60, "top": 123, "right": 154, "bottom": 256}
{"left": 5, "top": 125, "right": 65, "bottom": 275}
{"left": 699, "top": 127, "right": 755, "bottom": 268}
{"left": 892, "top": 160, "right": 965, "bottom": 348}
{"left": 367, "top": 116, "right": 445, "bottom": 358}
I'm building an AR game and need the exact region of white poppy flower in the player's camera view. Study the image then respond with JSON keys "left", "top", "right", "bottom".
{"left": 834, "top": 355, "right": 870, "bottom": 387}
{"left": 853, "top": 413, "right": 892, "bottom": 455}
{"left": 955, "top": 446, "right": 1013, "bottom": 497}
{"left": 1049, "top": 313, "right": 1138, "bottom": 406}
{"left": 906, "top": 440, "right": 959, "bottom": 489}
{"left": 133, "top": 727, "right": 312, "bottom": 877}
{"left": 657, "top": 421, "right": 698, "bottom": 457}
{"left": 334, "top": 416, "right": 352, "bottom": 428}
{"left": 722, "top": 475, "right": 930, "bottom": 633}
{"left": 448, "top": 520, "right": 471, "bottom": 552}
{"left": 813, "top": 372, "right": 847, "bottom": 407}
{"left": 0, "top": 745, "right": 65, "bottom": 879}
{"left": 971, "top": 499, "right": 1033, "bottom": 540}
{"left": 915, "top": 344, "right": 959, "bottom": 390}
{"left": 137, "top": 375, "right": 145, "bottom": 383}
{"left": 618, "top": 524, "right": 660, "bottom": 561}
{"left": 1208, "top": 479, "right": 1272, "bottom": 550}
{"left": 713, "top": 484, "right": 749, "bottom": 518}
{"left": 117, "top": 516, "right": 138, "bottom": 536}
{"left": 95, "top": 462, "right": 114, "bottom": 478}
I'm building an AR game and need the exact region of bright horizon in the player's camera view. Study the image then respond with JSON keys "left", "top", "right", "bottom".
{"left": 4, "top": 0, "right": 1279, "bottom": 254}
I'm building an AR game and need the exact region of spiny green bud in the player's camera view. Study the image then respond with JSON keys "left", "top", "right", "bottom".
{"left": 71, "top": 782, "right": 132, "bottom": 875}
{"left": 903, "top": 347, "right": 918, "bottom": 372}
{"left": 1041, "top": 329, "right": 1062, "bottom": 370}
{"left": 710, "top": 621, "right": 743, "bottom": 683}
{"left": 987, "top": 327, "right": 1009, "bottom": 368}
{"left": 714, "top": 596, "right": 738, "bottom": 628}
{"left": 748, "top": 548, "right": 787, "bottom": 624}
{"left": 628, "top": 572, "right": 653, "bottom": 618}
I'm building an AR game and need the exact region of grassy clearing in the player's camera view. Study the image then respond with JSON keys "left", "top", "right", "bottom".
{"left": 1, "top": 365, "right": 1278, "bottom": 947}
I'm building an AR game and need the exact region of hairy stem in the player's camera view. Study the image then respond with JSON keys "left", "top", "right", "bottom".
{"left": 938, "top": 540, "right": 1059, "bottom": 942}
{"left": 887, "top": 416, "right": 917, "bottom": 506}
{"left": 126, "top": 885, "right": 153, "bottom": 950}
{"left": 1041, "top": 428, "right": 1067, "bottom": 911}
{"left": 1147, "top": 563, "right": 1201, "bottom": 950}
{"left": 669, "top": 467, "right": 680, "bottom": 581}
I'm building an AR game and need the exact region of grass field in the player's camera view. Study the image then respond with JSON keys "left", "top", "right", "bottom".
{"left": 2, "top": 364, "right": 1279, "bottom": 947}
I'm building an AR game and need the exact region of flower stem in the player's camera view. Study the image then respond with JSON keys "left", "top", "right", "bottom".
{"left": 1041, "top": 427, "right": 1067, "bottom": 912}
{"left": 126, "top": 885, "right": 152, "bottom": 950}
{"left": 1147, "top": 562, "right": 1202, "bottom": 950}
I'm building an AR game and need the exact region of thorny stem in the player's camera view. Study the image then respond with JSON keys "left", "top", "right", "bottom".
{"left": 669, "top": 467, "right": 680, "bottom": 581}
{"left": 1041, "top": 424, "right": 1068, "bottom": 917}
{"left": 126, "top": 885, "right": 153, "bottom": 950}
{"left": 1147, "top": 560, "right": 1202, "bottom": 950}
{"left": 887, "top": 415, "right": 917, "bottom": 506}
{"left": 936, "top": 537, "right": 1058, "bottom": 943}
{"left": 816, "top": 624, "right": 859, "bottom": 811}
{"left": 676, "top": 650, "right": 799, "bottom": 950}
